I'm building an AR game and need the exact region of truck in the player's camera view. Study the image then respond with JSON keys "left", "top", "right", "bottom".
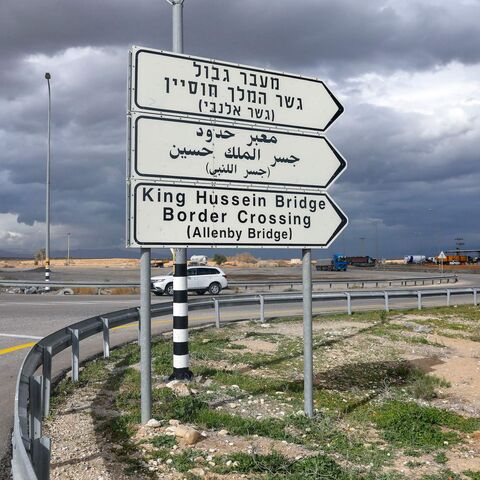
{"left": 442, "top": 255, "right": 469, "bottom": 265}
{"left": 189, "top": 255, "right": 208, "bottom": 266}
{"left": 404, "top": 255, "right": 426, "bottom": 264}
{"left": 315, "top": 254, "right": 348, "bottom": 271}
{"left": 345, "top": 256, "right": 376, "bottom": 267}
{"left": 151, "top": 258, "right": 166, "bottom": 268}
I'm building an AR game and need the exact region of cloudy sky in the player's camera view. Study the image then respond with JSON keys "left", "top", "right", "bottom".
{"left": 1, "top": 0, "right": 479, "bottom": 259}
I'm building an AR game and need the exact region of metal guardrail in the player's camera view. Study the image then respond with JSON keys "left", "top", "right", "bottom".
{"left": 12, "top": 285, "right": 477, "bottom": 479}
{"left": 230, "top": 274, "right": 457, "bottom": 289}
{"left": 1, "top": 274, "right": 457, "bottom": 292}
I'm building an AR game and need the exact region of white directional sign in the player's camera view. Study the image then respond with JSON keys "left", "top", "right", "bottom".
{"left": 131, "top": 114, "right": 346, "bottom": 189}
{"left": 130, "top": 47, "right": 343, "bottom": 133}
{"left": 129, "top": 182, "right": 348, "bottom": 248}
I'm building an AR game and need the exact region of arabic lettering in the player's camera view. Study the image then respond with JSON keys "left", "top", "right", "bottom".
{"left": 271, "top": 155, "right": 300, "bottom": 167}
{"left": 243, "top": 168, "right": 267, "bottom": 179}
{"left": 246, "top": 133, "right": 278, "bottom": 146}
{"left": 169, "top": 146, "right": 214, "bottom": 159}
{"left": 224, "top": 147, "right": 260, "bottom": 161}
{"left": 195, "top": 128, "right": 235, "bottom": 142}
{"left": 206, "top": 163, "right": 238, "bottom": 177}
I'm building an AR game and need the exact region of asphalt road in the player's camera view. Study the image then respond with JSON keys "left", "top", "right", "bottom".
{"left": 0, "top": 269, "right": 479, "bottom": 475}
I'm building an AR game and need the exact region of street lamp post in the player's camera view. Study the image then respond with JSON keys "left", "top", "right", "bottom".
{"left": 45, "top": 73, "right": 52, "bottom": 291}
{"left": 67, "top": 232, "right": 70, "bottom": 266}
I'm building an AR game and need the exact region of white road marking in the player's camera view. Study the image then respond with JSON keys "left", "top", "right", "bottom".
{"left": 0, "top": 333, "right": 43, "bottom": 340}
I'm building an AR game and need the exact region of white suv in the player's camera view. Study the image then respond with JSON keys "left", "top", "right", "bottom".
{"left": 151, "top": 267, "right": 228, "bottom": 296}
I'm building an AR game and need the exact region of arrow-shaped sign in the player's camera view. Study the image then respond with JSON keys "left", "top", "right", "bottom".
{"left": 129, "top": 182, "right": 348, "bottom": 248}
{"left": 131, "top": 114, "right": 346, "bottom": 189}
{"left": 130, "top": 46, "right": 343, "bottom": 133}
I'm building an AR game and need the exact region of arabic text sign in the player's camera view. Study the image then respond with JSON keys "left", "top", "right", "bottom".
{"left": 131, "top": 47, "right": 343, "bottom": 133}
{"left": 129, "top": 182, "right": 348, "bottom": 248}
{"left": 131, "top": 115, "right": 346, "bottom": 189}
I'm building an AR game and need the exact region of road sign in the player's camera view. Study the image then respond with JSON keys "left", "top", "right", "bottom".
{"left": 130, "top": 114, "right": 346, "bottom": 189}
{"left": 130, "top": 46, "right": 343, "bottom": 133}
{"left": 438, "top": 251, "right": 447, "bottom": 260}
{"left": 128, "top": 182, "right": 348, "bottom": 248}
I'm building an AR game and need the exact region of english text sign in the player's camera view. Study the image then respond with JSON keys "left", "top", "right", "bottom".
{"left": 129, "top": 182, "right": 348, "bottom": 248}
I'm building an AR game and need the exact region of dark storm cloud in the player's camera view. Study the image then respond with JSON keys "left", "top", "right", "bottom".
{"left": 1, "top": 0, "right": 480, "bottom": 73}
{"left": 1, "top": 0, "right": 479, "bottom": 257}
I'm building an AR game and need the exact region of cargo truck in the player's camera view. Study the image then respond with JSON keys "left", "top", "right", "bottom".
{"left": 441, "top": 255, "right": 469, "bottom": 265}
{"left": 345, "top": 256, "right": 376, "bottom": 267}
{"left": 315, "top": 254, "right": 348, "bottom": 271}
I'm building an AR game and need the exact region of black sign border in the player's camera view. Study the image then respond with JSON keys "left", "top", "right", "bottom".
{"left": 132, "top": 115, "right": 346, "bottom": 189}
{"left": 132, "top": 182, "right": 348, "bottom": 248}
{"left": 133, "top": 49, "right": 344, "bottom": 133}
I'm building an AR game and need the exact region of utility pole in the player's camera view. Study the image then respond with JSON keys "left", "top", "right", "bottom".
{"left": 67, "top": 232, "right": 70, "bottom": 266}
{"left": 167, "top": 0, "right": 193, "bottom": 381}
{"left": 455, "top": 237, "right": 464, "bottom": 256}
{"left": 359, "top": 237, "right": 365, "bottom": 257}
{"left": 45, "top": 73, "right": 52, "bottom": 291}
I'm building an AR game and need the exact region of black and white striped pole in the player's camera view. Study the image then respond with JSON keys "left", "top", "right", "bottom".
{"left": 171, "top": 248, "right": 193, "bottom": 380}
{"left": 166, "top": 0, "right": 192, "bottom": 381}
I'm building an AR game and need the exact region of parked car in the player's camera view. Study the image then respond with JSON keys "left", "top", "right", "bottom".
{"left": 151, "top": 267, "right": 228, "bottom": 296}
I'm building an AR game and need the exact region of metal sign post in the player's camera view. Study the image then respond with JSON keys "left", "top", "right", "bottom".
{"left": 139, "top": 248, "right": 151, "bottom": 422}
{"left": 302, "top": 248, "right": 313, "bottom": 417}
{"left": 438, "top": 251, "right": 446, "bottom": 274}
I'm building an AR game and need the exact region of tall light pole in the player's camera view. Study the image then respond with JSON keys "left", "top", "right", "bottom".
{"left": 45, "top": 73, "right": 52, "bottom": 291}
{"left": 67, "top": 232, "right": 70, "bottom": 266}
{"left": 359, "top": 237, "right": 365, "bottom": 257}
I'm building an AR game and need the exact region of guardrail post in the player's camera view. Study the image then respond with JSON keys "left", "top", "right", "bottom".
{"left": 346, "top": 292, "right": 352, "bottom": 315}
{"left": 473, "top": 289, "right": 477, "bottom": 307}
{"left": 33, "top": 436, "right": 51, "bottom": 480}
{"left": 259, "top": 295, "right": 265, "bottom": 323}
{"left": 101, "top": 317, "right": 110, "bottom": 358}
{"left": 70, "top": 328, "right": 79, "bottom": 383}
{"left": 384, "top": 291, "right": 389, "bottom": 312}
{"left": 29, "top": 375, "right": 43, "bottom": 443}
{"left": 42, "top": 346, "right": 52, "bottom": 418}
{"left": 446, "top": 289, "right": 451, "bottom": 307}
{"left": 417, "top": 291, "right": 422, "bottom": 310}
{"left": 136, "top": 307, "right": 141, "bottom": 341}
{"left": 213, "top": 298, "right": 220, "bottom": 328}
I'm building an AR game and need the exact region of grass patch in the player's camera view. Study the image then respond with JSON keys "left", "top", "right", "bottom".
{"left": 407, "top": 373, "right": 450, "bottom": 400}
{"left": 433, "top": 452, "right": 448, "bottom": 464}
{"left": 371, "top": 401, "right": 480, "bottom": 451}
{"left": 464, "top": 472, "right": 480, "bottom": 480}
{"left": 150, "top": 434, "right": 176, "bottom": 449}
{"left": 213, "top": 450, "right": 395, "bottom": 479}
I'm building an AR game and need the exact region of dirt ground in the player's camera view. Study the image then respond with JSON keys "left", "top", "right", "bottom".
{"left": 44, "top": 306, "right": 480, "bottom": 479}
